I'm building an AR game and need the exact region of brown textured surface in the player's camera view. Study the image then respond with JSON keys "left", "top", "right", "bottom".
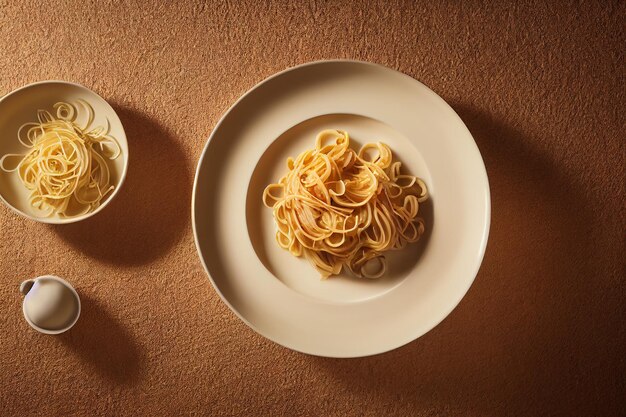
{"left": 0, "top": 1, "right": 624, "bottom": 416}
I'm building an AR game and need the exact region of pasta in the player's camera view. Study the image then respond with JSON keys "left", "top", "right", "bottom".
{"left": 262, "top": 129, "right": 428, "bottom": 279}
{"left": 0, "top": 100, "right": 120, "bottom": 217}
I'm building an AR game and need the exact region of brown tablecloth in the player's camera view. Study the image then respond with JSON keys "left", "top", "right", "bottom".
{"left": 1, "top": 1, "right": 624, "bottom": 416}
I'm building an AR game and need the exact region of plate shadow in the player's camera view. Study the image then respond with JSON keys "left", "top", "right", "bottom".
{"left": 308, "top": 103, "right": 610, "bottom": 415}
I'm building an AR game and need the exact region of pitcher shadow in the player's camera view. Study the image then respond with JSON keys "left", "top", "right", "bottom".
{"left": 309, "top": 103, "right": 600, "bottom": 414}
{"left": 59, "top": 294, "right": 145, "bottom": 385}
{"left": 52, "top": 105, "right": 191, "bottom": 266}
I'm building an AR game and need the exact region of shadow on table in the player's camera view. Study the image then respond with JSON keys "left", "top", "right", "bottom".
{"left": 59, "top": 294, "right": 145, "bottom": 385}
{"left": 310, "top": 103, "right": 606, "bottom": 414}
{"left": 52, "top": 105, "right": 192, "bottom": 266}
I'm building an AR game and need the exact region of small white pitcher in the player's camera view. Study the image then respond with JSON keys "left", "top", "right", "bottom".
{"left": 20, "top": 275, "right": 81, "bottom": 334}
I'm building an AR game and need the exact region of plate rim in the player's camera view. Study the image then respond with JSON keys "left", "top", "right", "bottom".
{"left": 192, "top": 59, "right": 491, "bottom": 357}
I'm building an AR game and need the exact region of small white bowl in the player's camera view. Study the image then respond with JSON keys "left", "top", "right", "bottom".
{"left": 0, "top": 81, "right": 129, "bottom": 224}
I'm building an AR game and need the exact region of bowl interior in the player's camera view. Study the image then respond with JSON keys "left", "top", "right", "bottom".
{"left": 0, "top": 81, "right": 128, "bottom": 223}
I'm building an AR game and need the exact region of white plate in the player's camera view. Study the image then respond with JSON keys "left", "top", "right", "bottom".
{"left": 0, "top": 81, "right": 128, "bottom": 224}
{"left": 193, "top": 60, "right": 490, "bottom": 357}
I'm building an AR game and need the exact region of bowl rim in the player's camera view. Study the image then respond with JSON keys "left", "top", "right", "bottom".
{"left": 0, "top": 80, "right": 129, "bottom": 224}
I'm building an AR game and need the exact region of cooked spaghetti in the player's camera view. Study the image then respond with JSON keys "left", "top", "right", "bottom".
{"left": 262, "top": 129, "right": 428, "bottom": 279}
{"left": 0, "top": 101, "right": 120, "bottom": 217}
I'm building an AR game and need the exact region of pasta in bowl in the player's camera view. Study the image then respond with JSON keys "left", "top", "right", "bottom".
{"left": 1, "top": 101, "right": 120, "bottom": 217}
{"left": 0, "top": 81, "right": 128, "bottom": 223}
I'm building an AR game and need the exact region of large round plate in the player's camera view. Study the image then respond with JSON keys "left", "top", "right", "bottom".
{"left": 193, "top": 60, "right": 490, "bottom": 357}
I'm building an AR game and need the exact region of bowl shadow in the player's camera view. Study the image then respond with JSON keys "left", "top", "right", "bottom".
{"left": 308, "top": 103, "right": 608, "bottom": 414}
{"left": 59, "top": 294, "right": 145, "bottom": 385}
{"left": 52, "top": 105, "right": 192, "bottom": 266}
